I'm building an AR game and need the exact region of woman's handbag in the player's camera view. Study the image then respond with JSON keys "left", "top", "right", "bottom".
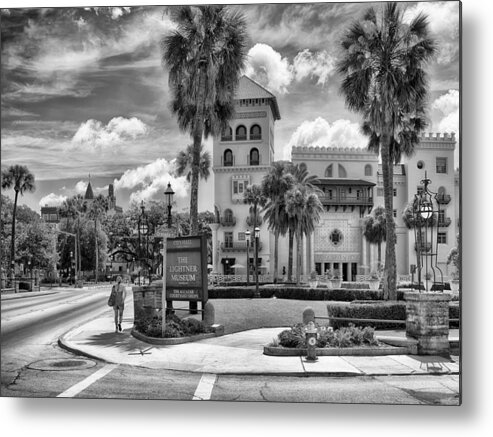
{"left": 107, "top": 286, "right": 116, "bottom": 307}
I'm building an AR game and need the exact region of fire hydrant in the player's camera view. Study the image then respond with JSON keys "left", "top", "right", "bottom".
{"left": 305, "top": 321, "right": 318, "bottom": 361}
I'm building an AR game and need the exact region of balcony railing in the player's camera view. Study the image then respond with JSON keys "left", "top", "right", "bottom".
{"left": 317, "top": 194, "right": 374, "bottom": 206}
{"left": 438, "top": 217, "right": 452, "bottom": 227}
{"left": 221, "top": 135, "right": 233, "bottom": 142}
{"left": 250, "top": 134, "right": 262, "bottom": 140}
{"left": 236, "top": 135, "right": 247, "bottom": 141}
{"left": 436, "top": 194, "right": 451, "bottom": 204}
{"left": 220, "top": 217, "right": 236, "bottom": 227}
{"left": 220, "top": 241, "right": 262, "bottom": 252}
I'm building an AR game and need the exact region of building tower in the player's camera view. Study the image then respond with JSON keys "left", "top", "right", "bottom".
{"left": 211, "top": 76, "right": 281, "bottom": 275}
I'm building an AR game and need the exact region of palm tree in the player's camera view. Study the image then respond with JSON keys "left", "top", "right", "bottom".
{"left": 261, "top": 161, "right": 294, "bottom": 283}
{"left": 337, "top": 2, "right": 436, "bottom": 299}
{"left": 243, "top": 185, "right": 267, "bottom": 280}
{"left": 284, "top": 163, "right": 321, "bottom": 281}
{"left": 1, "top": 165, "right": 35, "bottom": 270}
{"left": 363, "top": 205, "right": 387, "bottom": 274}
{"left": 176, "top": 144, "right": 211, "bottom": 226}
{"left": 87, "top": 195, "right": 108, "bottom": 283}
{"left": 162, "top": 5, "right": 247, "bottom": 236}
{"left": 284, "top": 185, "right": 323, "bottom": 285}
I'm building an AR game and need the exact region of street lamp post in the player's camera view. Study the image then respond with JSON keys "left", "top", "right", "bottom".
{"left": 164, "top": 182, "right": 175, "bottom": 315}
{"left": 138, "top": 200, "right": 149, "bottom": 285}
{"left": 254, "top": 226, "right": 260, "bottom": 298}
{"left": 412, "top": 171, "right": 444, "bottom": 291}
{"left": 245, "top": 230, "right": 251, "bottom": 286}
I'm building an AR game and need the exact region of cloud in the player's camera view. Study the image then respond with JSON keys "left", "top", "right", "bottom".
{"left": 244, "top": 44, "right": 335, "bottom": 94}
{"left": 39, "top": 193, "right": 67, "bottom": 207}
{"left": 245, "top": 43, "right": 293, "bottom": 94}
{"left": 404, "top": 2, "right": 459, "bottom": 65}
{"left": 283, "top": 117, "right": 367, "bottom": 159}
{"left": 432, "top": 90, "right": 459, "bottom": 135}
{"left": 71, "top": 116, "right": 147, "bottom": 151}
{"left": 113, "top": 158, "right": 188, "bottom": 205}
{"left": 292, "top": 49, "right": 335, "bottom": 85}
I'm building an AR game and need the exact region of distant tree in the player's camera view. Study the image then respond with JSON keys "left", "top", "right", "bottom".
{"left": 86, "top": 194, "right": 108, "bottom": 283}
{"left": 261, "top": 161, "right": 295, "bottom": 283}
{"left": 1, "top": 165, "right": 35, "bottom": 268}
{"left": 363, "top": 206, "right": 387, "bottom": 272}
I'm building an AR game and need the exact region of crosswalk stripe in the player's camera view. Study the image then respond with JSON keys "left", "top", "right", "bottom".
{"left": 192, "top": 373, "right": 217, "bottom": 400}
{"left": 57, "top": 364, "right": 119, "bottom": 398}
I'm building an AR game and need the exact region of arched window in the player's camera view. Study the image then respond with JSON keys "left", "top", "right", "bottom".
{"left": 224, "top": 209, "right": 234, "bottom": 224}
{"left": 250, "top": 148, "right": 259, "bottom": 166}
{"left": 224, "top": 149, "right": 233, "bottom": 167}
{"left": 299, "top": 163, "right": 307, "bottom": 172}
{"left": 236, "top": 125, "right": 247, "bottom": 141}
{"left": 325, "top": 164, "right": 333, "bottom": 177}
{"left": 221, "top": 126, "right": 233, "bottom": 141}
{"left": 438, "top": 186, "right": 446, "bottom": 195}
{"left": 250, "top": 124, "right": 261, "bottom": 140}
{"left": 364, "top": 164, "right": 372, "bottom": 176}
{"left": 338, "top": 164, "right": 347, "bottom": 178}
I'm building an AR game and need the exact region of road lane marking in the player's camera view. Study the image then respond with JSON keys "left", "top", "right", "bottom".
{"left": 57, "top": 364, "right": 119, "bottom": 398}
{"left": 193, "top": 373, "right": 217, "bottom": 400}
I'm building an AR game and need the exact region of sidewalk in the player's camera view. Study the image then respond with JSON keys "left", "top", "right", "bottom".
{"left": 59, "top": 308, "right": 460, "bottom": 377}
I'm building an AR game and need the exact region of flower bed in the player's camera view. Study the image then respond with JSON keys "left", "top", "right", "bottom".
{"left": 264, "top": 323, "right": 408, "bottom": 356}
{"left": 134, "top": 312, "right": 213, "bottom": 339}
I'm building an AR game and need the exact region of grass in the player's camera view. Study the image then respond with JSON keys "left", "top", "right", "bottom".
{"left": 174, "top": 298, "right": 333, "bottom": 335}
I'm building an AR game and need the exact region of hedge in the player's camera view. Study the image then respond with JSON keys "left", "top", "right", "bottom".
{"left": 327, "top": 301, "right": 460, "bottom": 330}
{"left": 208, "top": 286, "right": 387, "bottom": 301}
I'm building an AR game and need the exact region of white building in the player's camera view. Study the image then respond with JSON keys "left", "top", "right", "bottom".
{"left": 211, "top": 76, "right": 459, "bottom": 280}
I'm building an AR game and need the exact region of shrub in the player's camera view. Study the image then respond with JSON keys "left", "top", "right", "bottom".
{"left": 327, "top": 302, "right": 407, "bottom": 330}
{"left": 327, "top": 302, "right": 460, "bottom": 330}
{"left": 276, "top": 323, "right": 379, "bottom": 349}
{"left": 134, "top": 312, "right": 212, "bottom": 338}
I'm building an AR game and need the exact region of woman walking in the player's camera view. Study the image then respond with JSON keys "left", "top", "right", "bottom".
{"left": 112, "top": 276, "right": 126, "bottom": 333}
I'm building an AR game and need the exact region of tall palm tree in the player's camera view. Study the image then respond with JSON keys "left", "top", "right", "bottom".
{"left": 1, "top": 165, "right": 35, "bottom": 269}
{"left": 337, "top": 2, "right": 436, "bottom": 299}
{"left": 162, "top": 5, "right": 247, "bottom": 236}
{"left": 87, "top": 195, "right": 108, "bottom": 283}
{"left": 284, "top": 185, "right": 323, "bottom": 285}
{"left": 363, "top": 206, "right": 387, "bottom": 273}
{"left": 284, "top": 163, "right": 321, "bottom": 281}
{"left": 176, "top": 144, "right": 211, "bottom": 226}
{"left": 261, "top": 161, "right": 294, "bottom": 283}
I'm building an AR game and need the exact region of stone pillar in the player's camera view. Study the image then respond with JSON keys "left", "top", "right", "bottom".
{"left": 309, "top": 233, "right": 315, "bottom": 274}
{"left": 405, "top": 292, "right": 451, "bottom": 356}
{"left": 361, "top": 233, "right": 368, "bottom": 274}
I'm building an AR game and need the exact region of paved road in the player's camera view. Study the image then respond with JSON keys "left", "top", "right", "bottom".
{"left": 1, "top": 288, "right": 460, "bottom": 404}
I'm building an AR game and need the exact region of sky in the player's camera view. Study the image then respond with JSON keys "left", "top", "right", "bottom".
{"left": 1, "top": 0, "right": 460, "bottom": 215}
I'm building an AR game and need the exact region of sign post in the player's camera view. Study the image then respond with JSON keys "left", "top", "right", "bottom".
{"left": 165, "top": 235, "right": 208, "bottom": 321}
{"left": 161, "top": 228, "right": 177, "bottom": 338}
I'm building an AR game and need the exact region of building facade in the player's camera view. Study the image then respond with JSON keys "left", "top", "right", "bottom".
{"left": 212, "top": 76, "right": 459, "bottom": 280}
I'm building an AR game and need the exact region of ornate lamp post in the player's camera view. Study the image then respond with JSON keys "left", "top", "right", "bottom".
{"left": 412, "top": 172, "right": 444, "bottom": 291}
{"left": 165, "top": 182, "right": 175, "bottom": 229}
{"left": 138, "top": 200, "right": 149, "bottom": 285}
{"left": 254, "top": 226, "right": 260, "bottom": 298}
{"left": 164, "top": 182, "right": 175, "bottom": 314}
{"left": 245, "top": 229, "right": 251, "bottom": 286}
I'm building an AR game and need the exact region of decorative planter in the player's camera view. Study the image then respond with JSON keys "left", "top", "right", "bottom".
{"left": 330, "top": 279, "right": 342, "bottom": 289}
{"left": 308, "top": 280, "right": 318, "bottom": 289}
{"left": 404, "top": 291, "right": 451, "bottom": 356}
{"left": 367, "top": 280, "right": 380, "bottom": 290}
{"left": 450, "top": 280, "right": 460, "bottom": 292}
